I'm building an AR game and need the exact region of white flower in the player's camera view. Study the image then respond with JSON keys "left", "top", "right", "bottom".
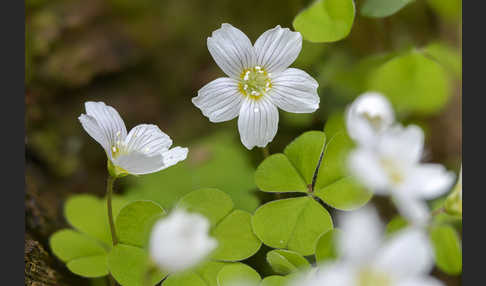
{"left": 290, "top": 207, "right": 442, "bottom": 286}
{"left": 78, "top": 101, "right": 188, "bottom": 176}
{"left": 346, "top": 92, "right": 395, "bottom": 147}
{"left": 348, "top": 125, "right": 455, "bottom": 224}
{"left": 192, "top": 23, "right": 320, "bottom": 150}
{"left": 149, "top": 209, "right": 217, "bottom": 273}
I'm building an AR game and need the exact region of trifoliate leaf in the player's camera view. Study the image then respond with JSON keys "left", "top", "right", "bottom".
{"left": 361, "top": 0, "right": 415, "bottom": 18}
{"left": 255, "top": 154, "right": 308, "bottom": 193}
{"left": 266, "top": 249, "right": 310, "bottom": 275}
{"left": 217, "top": 263, "right": 261, "bottom": 286}
{"left": 293, "top": 0, "right": 355, "bottom": 43}
{"left": 161, "top": 261, "right": 230, "bottom": 286}
{"left": 368, "top": 51, "right": 451, "bottom": 115}
{"left": 385, "top": 216, "right": 409, "bottom": 236}
{"left": 260, "top": 276, "right": 289, "bottom": 286}
{"left": 252, "top": 197, "right": 333, "bottom": 256}
{"left": 115, "top": 200, "right": 166, "bottom": 247}
{"left": 315, "top": 229, "right": 340, "bottom": 262}
{"left": 67, "top": 255, "right": 109, "bottom": 278}
{"left": 430, "top": 226, "right": 462, "bottom": 275}
{"left": 107, "top": 244, "right": 167, "bottom": 286}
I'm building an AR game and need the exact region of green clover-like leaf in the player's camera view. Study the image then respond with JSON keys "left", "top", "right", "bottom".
{"left": 260, "top": 276, "right": 289, "bottom": 286}
{"left": 252, "top": 197, "right": 333, "bottom": 256}
{"left": 116, "top": 200, "right": 166, "bottom": 247}
{"left": 361, "top": 0, "right": 415, "bottom": 18}
{"left": 162, "top": 261, "right": 230, "bottom": 286}
{"left": 385, "top": 216, "right": 409, "bottom": 237}
{"left": 315, "top": 229, "right": 340, "bottom": 263}
{"left": 368, "top": 51, "right": 451, "bottom": 115}
{"left": 217, "top": 263, "right": 261, "bottom": 286}
{"left": 430, "top": 225, "right": 462, "bottom": 275}
{"left": 255, "top": 131, "right": 371, "bottom": 211}
{"left": 176, "top": 188, "right": 262, "bottom": 261}
{"left": 293, "top": 0, "right": 355, "bottom": 43}
{"left": 107, "top": 244, "right": 167, "bottom": 286}
{"left": 266, "top": 249, "right": 310, "bottom": 275}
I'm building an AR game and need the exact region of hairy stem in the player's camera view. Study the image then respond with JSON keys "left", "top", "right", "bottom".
{"left": 261, "top": 146, "right": 270, "bottom": 159}
{"left": 106, "top": 175, "right": 118, "bottom": 246}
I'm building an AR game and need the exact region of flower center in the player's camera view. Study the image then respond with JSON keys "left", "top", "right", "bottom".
{"left": 111, "top": 131, "right": 126, "bottom": 158}
{"left": 380, "top": 157, "right": 404, "bottom": 185}
{"left": 239, "top": 66, "right": 272, "bottom": 99}
{"left": 357, "top": 268, "right": 392, "bottom": 286}
{"left": 361, "top": 111, "right": 385, "bottom": 132}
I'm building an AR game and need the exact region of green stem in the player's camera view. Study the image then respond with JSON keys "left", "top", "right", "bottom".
{"left": 107, "top": 175, "right": 118, "bottom": 246}
{"left": 261, "top": 146, "right": 270, "bottom": 159}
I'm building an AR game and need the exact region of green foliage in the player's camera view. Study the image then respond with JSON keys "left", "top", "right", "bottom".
{"left": 177, "top": 188, "right": 262, "bottom": 261}
{"left": 125, "top": 132, "right": 259, "bottom": 212}
{"left": 255, "top": 130, "right": 371, "bottom": 211}
{"left": 315, "top": 229, "right": 340, "bottom": 262}
{"left": 424, "top": 42, "right": 462, "bottom": 80}
{"left": 217, "top": 263, "right": 261, "bottom": 286}
{"left": 116, "top": 201, "right": 166, "bottom": 247}
{"left": 260, "top": 276, "right": 289, "bottom": 286}
{"left": 385, "top": 216, "right": 409, "bottom": 236}
{"left": 293, "top": 0, "right": 355, "bottom": 43}
{"left": 427, "top": 0, "right": 462, "bottom": 23}
{"left": 252, "top": 197, "right": 333, "bottom": 256}
{"left": 266, "top": 249, "right": 310, "bottom": 275}
{"left": 361, "top": 0, "right": 415, "bottom": 18}
{"left": 368, "top": 51, "right": 451, "bottom": 115}
{"left": 430, "top": 225, "right": 462, "bottom": 275}
{"left": 162, "top": 261, "right": 229, "bottom": 286}
{"left": 107, "top": 244, "right": 166, "bottom": 286}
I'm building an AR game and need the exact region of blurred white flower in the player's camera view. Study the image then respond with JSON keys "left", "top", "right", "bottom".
{"left": 346, "top": 92, "right": 395, "bottom": 147}
{"left": 290, "top": 207, "right": 442, "bottom": 286}
{"left": 149, "top": 209, "right": 217, "bottom": 273}
{"left": 192, "top": 23, "right": 319, "bottom": 150}
{"left": 348, "top": 125, "right": 455, "bottom": 224}
{"left": 78, "top": 101, "right": 188, "bottom": 176}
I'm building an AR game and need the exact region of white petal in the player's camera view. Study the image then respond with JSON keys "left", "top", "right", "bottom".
{"left": 237, "top": 96, "right": 279, "bottom": 150}
{"left": 407, "top": 164, "right": 455, "bottom": 199}
{"left": 347, "top": 148, "right": 390, "bottom": 194}
{"left": 113, "top": 152, "right": 165, "bottom": 175}
{"left": 397, "top": 277, "right": 445, "bottom": 286}
{"left": 393, "top": 194, "right": 431, "bottom": 226}
{"left": 337, "top": 206, "right": 383, "bottom": 262}
{"left": 207, "top": 23, "right": 256, "bottom": 78}
{"left": 254, "top": 25, "right": 302, "bottom": 73}
{"left": 345, "top": 92, "right": 394, "bottom": 147}
{"left": 269, "top": 68, "right": 319, "bottom": 113}
{"left": 78, "top": 114, "right": 110, "bottom": 153}
{"left": 84, "top": 101, "right": 127, "bottom": 148}
{"left": 373, "top": 228, "right": 434, "bottom": 279}
{"left": 192, "top": 77, "right": 243, "bottom": 122}
{"left": 162, "top": 147, "right": 189, "bottom": 168}
{"left": 124, "top": 124, "right": 172, "bottom": 156}
{"left": 303, "top": 262, "right": 355, "bottom": 286}
{"left": 379, "top": 125, "right": 424, "bottom": 164}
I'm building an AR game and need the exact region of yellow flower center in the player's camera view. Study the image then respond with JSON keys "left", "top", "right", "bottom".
{"left": 361, "top": 111, "right": 385, "bottom": 131}
{"left": 357, "top": 268, "right": 392, "bottom": 286}
{"left": 380, "top": 158, "right": 404, "bottom": 185}
{"left": 239, "top": 66, "right": 272, "bottom": 99}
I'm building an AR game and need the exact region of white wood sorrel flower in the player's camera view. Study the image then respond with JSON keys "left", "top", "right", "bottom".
{"left": 192, "top": 23, "right": 320, "bottom": 150}
{"left": 149, "top": 209, "right": 217, "bottom": 273}
{"left": 348, "top": 124, "right": 455, "bottom": 224}
{"left": 346, "top": 92, "right": 395, "bottom": 147}
{"left": 291, "top": 207, "right": 442, "bottom": 286}
{"left": 78, "top": 101, "right": 188, "bottom": 177}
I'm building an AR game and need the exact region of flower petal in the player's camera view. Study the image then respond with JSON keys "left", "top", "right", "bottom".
{"left": 78, "top": 114, "right": 110, "bottom": 153}
{"left": 379, "top": 125, "right": 424, "bottom": 164}
{"left": 207, "top": 23, "right": 256, "bottom": 78}
{"left": 373, "top": 228, "right": 434, "bottom": 279}
{"left": 347, "top": 148, "right": 390, "bottom": 194}
{"left": 192, "top": 77, "right": 243, "bottom": 122}
{"left": 113, "top": 152, "right": 166, "bottom": 175}
{"left": 124, "top": 124, "right": 172, "bottom": 156}
{"left": 337, "top": 207, "right": 383, "bottom": 262}
{"left": 345, "top": 92, "right": 395, "bottom": 147}
{"left": 254, "top": 25, "right": 302, "bottom": 73}
{"left": 237, "top": 97, "right": 279, "bottom": 150}
{"left": 408, "top": 164, "right": 455, "bottom": 199}
{"left": 397, "top": 277, "right": 445, "bottom": 286}
{"left": 161, "top": 147, "right": 189, "bottom": 168}
{"left": 393, "top": 194, "right": 431, "bottom": 226}
{"left": 269, "top": 68, "right": 319, "bottom": 113}
{"left": 84, "top": 101, "right": 127, "bottom": 148}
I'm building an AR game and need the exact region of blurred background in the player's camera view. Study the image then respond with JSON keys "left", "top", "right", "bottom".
{"left": 25, "top": 0, "right": 461, "bottom": 285}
